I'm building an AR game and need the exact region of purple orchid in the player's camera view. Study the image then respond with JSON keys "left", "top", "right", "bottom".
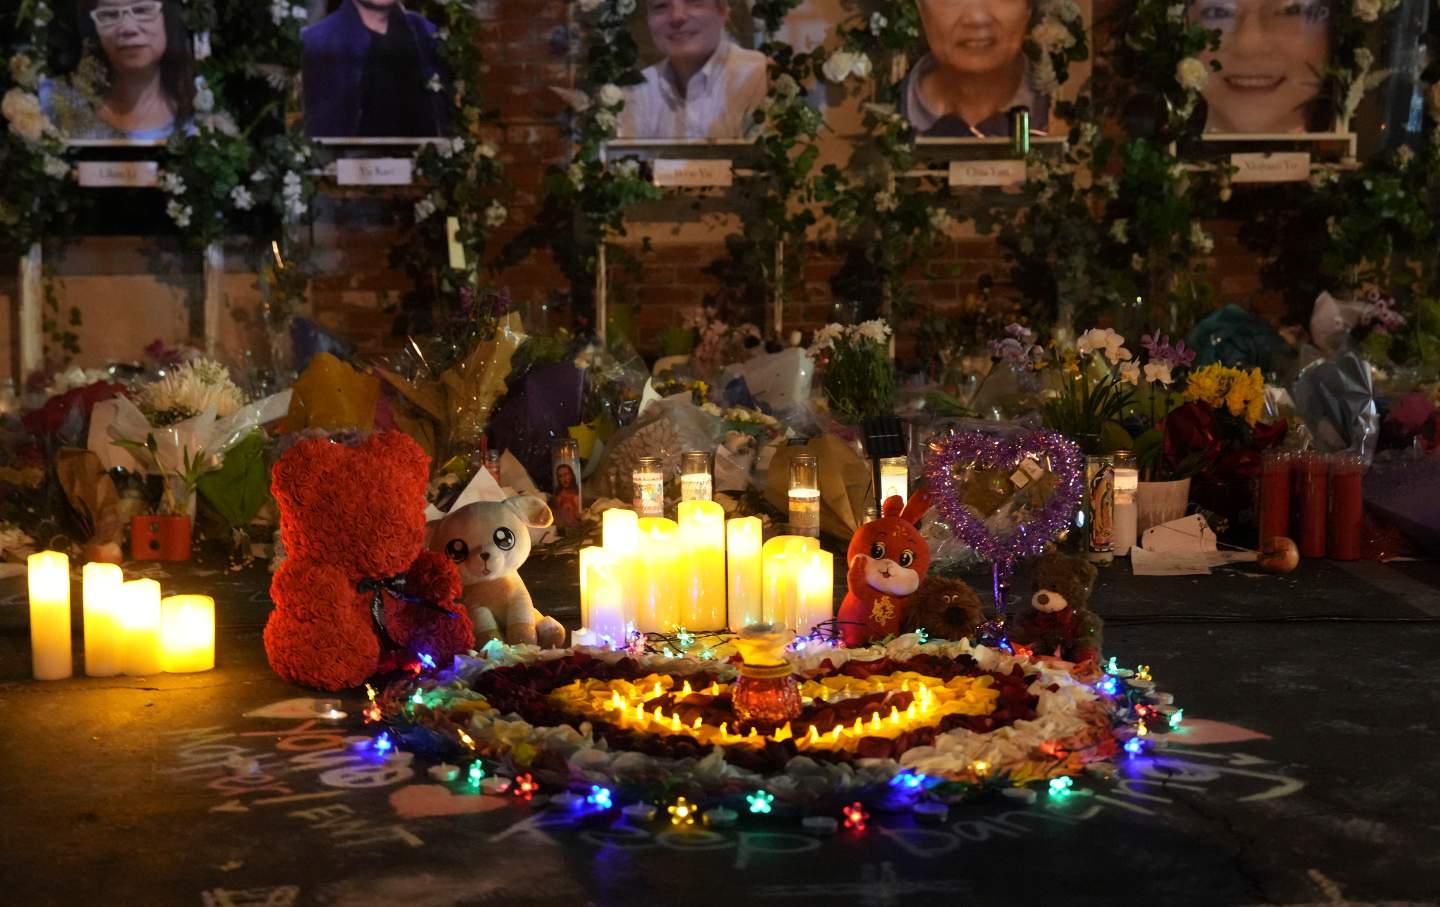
{"left": 1141, "top": 332, "right": 1196, "bottom": 369}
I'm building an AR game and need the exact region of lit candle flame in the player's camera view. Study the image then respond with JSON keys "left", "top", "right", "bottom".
{"left": 692, "top": 716, "right": 702, "bottom": 729}
{"left": 852, "top": 717, "right": 863, "bottom": 736}
{"left": 889, "top": 706, "right": 901, "bottom": 725}
{"left": 681, "top": 680, "right": 692, "bottom": 697}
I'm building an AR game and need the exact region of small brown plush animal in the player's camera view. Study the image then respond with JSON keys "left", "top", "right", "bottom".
{"left": 1009, "top": 553, "right": 1104, "bottom": 664}
{"left": 901, "top": 576, "right": 985, "bottom": 642}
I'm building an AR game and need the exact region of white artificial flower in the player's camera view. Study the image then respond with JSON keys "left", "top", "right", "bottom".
{"left": 414, "top": 195, "right": 438, "bottom": 221}
{"left": 870, "top": 12, "right": 888, "bottom": 32}
{"left": 1109, "top": 219, "right": 1128, "bottom": 243}
{"left": 1176, "top": 57, "right": 1209, "bottom": 92}
{"left": 928, "top": 208, "right": 955, "bottom": 232}
{"left": 616, "top": 0, "right": 636, "bottom": 16}
{"left": 230, "top": 185, "right": 255, "bottom": 210}
{"left": 483, "top": 200, "right": 507, "bottom": 228}
{"left": 1353, "top": 0, "right": 1381, "bottom": 21}
{"left": 594, "top": 108, "right": 618, "bottom": 132}
{"left": 874, "top": 191, "right": 898, "bottom": 212}
{"left": 856, "top": 319, "right": 892, "bottom": 344}
{"left": 426, "top": 74, "right": 442, "bottom": 93}
{"left": 1143, "top": 362, "right": 1173, "bottom": 386}
{"left": 3, "top": 88, "right": 50, "bottom": 144}
{"left": 597, "top": 83, "right": 625, "bottom": 107}
{"left": 822, "top": 51, "right": 860, "bottom": 83}
{"left": 9, "top": 54, "right": 40, "bottom": 90}
{"left": 1119, "top": 361, "right": 1141, "bottom": 385}
{"left": 194, "top": 77, "right": 215, "bottom": 114}
{"left": 1031, "top": 19, "right": 1075, "bottom": 53}
{"left": 577, "top": 0, "right": 601, "bottom": 10}
{"left": 772, "top": 74, "right": 800, "bottom": 102}
{"left": 42, "top": 155, "right": 69, "bottom": 180}
{"left": 158, "top": 170, "right": 186, "bottom": 195}
{"left": 1077, "top": 328, "right": 1131, "bottom": 364}
{"left": 166, "top": 200, "right": 193, "bottom": 228}
{"left": 1189, "top": 222, "right": 1214, "bottom": 254}
{"left": 567, "top": 161, "right": 586, "bottom": 188}
{"left": 614, "top": 158, "right": 640, "bottom": 178}
{"left": 477, "top": 141, "right": 498, "bottom": 159}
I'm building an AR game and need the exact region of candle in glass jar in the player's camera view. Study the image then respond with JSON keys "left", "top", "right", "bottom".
{"left": 794, "top": 550, "right": 834, "bottom": 637}
{"left": 1258, "top": 451, "right": 1292, "bottom": 545}
{"left": 1111, "top": 451, "right": 1138, "bottom": 557}
{"left": 636, "top": 517, "right": 679, "bottom": 633}
{"left": 1328, "top": 455, "right": 1365, "bottom": 561}
{"left": 27, "top": 550, "right": 73, "bottom": 680}
{"left": 1297, "top": 453, "right": 1329, "bottom": 559}
{"left": 678, "top": 500, "right": 726, "bottom": 630}
{"left": 119, "top": 578, "right": 163, "bottom": 676}
{"left": 726, "top": 517, "right": 763, "bottom": 632}
{"left": 680, "top": 450, "right": 713, "bottom": 502}
{"left": 878, "top": 456, "right": 908, "bottom": 507}
{"left": 82, "top": 562, "right": 124, "bottom": 677}
{"left": 160, "top": 594, "right": 215, "bottom": 673}
{"left": 633, "top": 457, "right": 665, "bottom": 517}
{"left": 788, "top": 454, "right": 820, "bottom": 538}
{"left": 762, "top": 535, "right": 818, "bottom": 628}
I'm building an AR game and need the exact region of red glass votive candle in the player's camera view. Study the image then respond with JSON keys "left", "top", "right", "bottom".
{"left": 1328, "top": 455, "right": 1365, "bottom": 561}
{"left": 1258, "top": 451, "right": 1292, "bottom": 545}
{"left": 1296, "top": 453, "right": 1330, "bottom": 559}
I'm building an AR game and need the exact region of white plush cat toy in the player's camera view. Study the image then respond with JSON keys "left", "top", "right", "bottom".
{"left": 429, "top": 495, "right": 566, "bottom": 648}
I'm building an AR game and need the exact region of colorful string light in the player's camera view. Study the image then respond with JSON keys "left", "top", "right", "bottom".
{"left": 1048, "top": 776, "right": 1074, "bottom": 799}
{"left": 587, "top": 785, "right": 613, "bottom": 810}
{"left": 418, "top": 652, "right": 437, "bottom": 670}
{"left": 468, "top": 762, "right": 485, "bottom": 786}
{"left": 746, "top": 790, "right": 775, "bottom": 814}
{"left": 1169, "top": 708, "right": 1184, "bottom": 729}
{"left": 890, "top": 770, "right": 926, "bottom": 792}
{"left": 842, "top": 802, "right": 869, "bottom": 831}
{"left": 668, "top": 797, "right": 695, "bottom": 826}
{"left": 513, "top": 773, "right": 539, "bottom": 800}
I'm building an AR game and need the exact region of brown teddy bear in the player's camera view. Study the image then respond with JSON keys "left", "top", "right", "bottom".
{"left": 1009, "top": 553, "right": 1103, "bottom": 664}
{"left": 901, "top": 576, "right": 985, "bottom": 642}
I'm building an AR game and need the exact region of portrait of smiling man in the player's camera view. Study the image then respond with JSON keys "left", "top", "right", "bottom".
{"left": 900, "top": 0, "right": 1051, "bottom": 139}
{"left": 617, "top": 0, "right": 769, "bottom": 140}
{"left": 1188, "top": 0, "right": 1334, "bottom": 134}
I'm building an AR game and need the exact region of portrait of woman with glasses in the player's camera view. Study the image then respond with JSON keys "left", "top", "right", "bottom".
{"left": 1188, "top": 0, "right": 1335, "bottom": 134}
{"left": 40, "top": 0, "right": 197, "bottom": 142}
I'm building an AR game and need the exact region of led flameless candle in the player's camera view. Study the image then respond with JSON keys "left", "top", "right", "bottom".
{"left": 878, "top": 456, "right": 909, "bottom": 505}
{"left": 794, "top": 549, "right": 835, "bottom": 637}
{"left": 680, "top": 450, "right": 713, "bottom": 502}
{"left": 725, "top": 517, "right": 763, "bottom": 632}
{"left": 601, "top": 508, "right": 640, "bottom": 631}
{"left": 159, "top": 594, "right": 215, "bottom": 673}
{"left": 119, "top": 578, "right": 163, "bottom": 676}
{"left": 761, "top": 535, "right": 819, "bottom": 628}
{"left": 1111, "top": 451, "right": 1138, "bottom": 557}
{"left": 28, "top": 551, "right": 73, "bottom": 680}
{"left": 82, "top": 562, "right": 124, "bottom": 677}
{"left": 677, "top": 500, "right": 726, "bottom": 630}
{"left": 635, "top": 517, "right": 680, "bottom": 633}
{"left": 788, "top": 454, "right": 820, "bottom": 538}
{"left": 578, "top": 545, "right": 603, "bottom": 628}
{"left": 586, "top": 549, "right": 628, "bottom": 645}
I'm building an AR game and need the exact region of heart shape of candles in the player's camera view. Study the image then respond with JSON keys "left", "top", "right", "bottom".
{"left": 923, "top": 429, "right": 1084, "bottom": 608}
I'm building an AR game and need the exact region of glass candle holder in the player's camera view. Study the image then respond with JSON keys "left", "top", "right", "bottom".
{"left": 632, "top": 456, "right": 664, "bottom": 518}
{"left": 788, "top": 454, "right": 820, "bottom": 538}
{"left": 551, "top": 439, "right": 582, "bottom": 528}
{"left": 680, "top": 450, "right": 713, "bottom": 502}
{"left": 1111, "top": 451, "right": 1138, "bottom": 557}
{"left": 1297, "top": 452, "right": 1329, "bottom": 559}
{"left": 878, "top": 456, "right": 909, "bottom": 506}
{"left": 731, "top": 624, "right": 801, "bottom": 724}
{"left": 1085, "top": 455, "right": 1114, "bottom": 562}
{"left": 1258, "top": 451, "right": 1292, "bottom": 545}
{"left": 1328, "top": 454, "right": 1365, "bottom": 561}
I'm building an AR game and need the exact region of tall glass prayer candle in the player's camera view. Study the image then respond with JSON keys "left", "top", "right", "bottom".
{"left": 794, "top": 550, "right": 835, "bottom": 637}
{"left": 788, "top": 454, "right": 820, "bottom": 538}
{"left": 762, "top": 535, "right": 819, "bottom": 628}
{"left": 1258, "top": 451, "right": 1292, "bottom": 545}
{"left": 551, "top": 439, "right": 583, "bottom": 529}
{"left": 1085, "top": 455, "right": 1114, "bottom": 564}
{"left": 726, "top": 517, "right": 764, "bottom": 632}
{"left": 1328, "top": 455, "right": 1365, "bottom": 561}
{"left": 585, "top": 551, "right": 627, "bottom": 645}
{"left": 119, "top": 578, "right": 163, "bottom": 676}
{"left": 678, "top": 500, "right": 726, "bottom": 630}
{"left": 878, "top": 456, "right": 909, "bottom": 507}
{"left": 27, "top": 551, "right": 72, "bottom": 680}
{"left": 635, "top": 517, "right": 679, "bottom": 633}
{"left": 82, "top": 562, "right": 124, "bottom": 677}
{"left": 578, "top": 546, "right": 603, "bottom": 629}
{"left": 680, "top": 450, "right": 713, "bottom": 502}
{"left": 1111, "top": 451, "right": 1139, "bottom": 557}
{"left": 633, "top": 457, "right": 665, "bottom": 517}
{"left": 1296, "top": 452, "right": 1329, "bottom": 559}
{"left": 160, "top": 594, "right": 215, "bottom": 673}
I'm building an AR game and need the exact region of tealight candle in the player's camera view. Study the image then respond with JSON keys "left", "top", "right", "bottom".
{"left": 703, "top": 806, "right": 737, "bottom": 828}
{"left": 678, "top": 500, "right": 726, "bottom": 630}
{"left": 82, "top": 562, "right": 124, "bottom": 677}
{"left": 427, "top": 763, "right": 460, "bottom": 783}
{"left": 725, "top": 517, "right": 763, "bottom": 633}
{"left": 28, "top": 551, "right": 73, "bottom": 680}
{"left": 913, "top": 802, "right": 949, "bottom": 824}
{"left": 480, "top": 776, "right": 512, "bottom": 795}
{"left": 118, "top": 578, "right": 163, "bottom": 676}
{"left": 159, "top": 594, "right": 215, "bottom": 673}
{"left": 622, "top": 803, "right": 658, "bottom": 823}
{"left": 802, "top": 816, "right": 838, "bottom": 836}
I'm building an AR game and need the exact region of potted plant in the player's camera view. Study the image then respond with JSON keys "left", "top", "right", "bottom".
{"left": 119, "top": 433, "right": 210, "bottom": 561}
{"left": 1109, "top": 333, "right": 1201, "bottom": 532}
{"left": 1041, "top": 327, "right": 1137, "bottom": 455}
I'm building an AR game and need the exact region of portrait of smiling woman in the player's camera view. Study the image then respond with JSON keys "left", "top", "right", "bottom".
{"left": 1188, "top": 0, "right": 1335, "bottom": 133}
{"left": 40, "top": 0, "right": 197, "bottom": 142}
{"left": 900, "top": 0, "right": 1050, "bottom": 139}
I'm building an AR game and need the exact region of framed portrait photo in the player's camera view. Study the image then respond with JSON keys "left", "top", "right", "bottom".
{"left": 300, "top": 0, "right": 453, "bottom": 142}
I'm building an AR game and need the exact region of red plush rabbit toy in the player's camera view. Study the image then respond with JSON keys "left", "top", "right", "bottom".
{"left": 836, "top": 490, "right": 932, "bottom": 647}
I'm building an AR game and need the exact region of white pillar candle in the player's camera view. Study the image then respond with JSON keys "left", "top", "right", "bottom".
{"left": 795, "top": 550, "right": 835, "bottom": 637}
{"left": 578, "top": 545, "right": 603, "bottom": 629}
{"left": 119, "top": 578, "right": 163, "bottom": 676}
{"left": 677, "top": 500, "right": 726, "bottom": 631}
{"left": 586, "top": 550, "right": 628, "bottom": 646}
{"left": 725, "top": 517, "right": 763, "bottom": 632}
{"left": 82, "top": 562, "right": 124, "bottom": 677}
{"left": 160, "top": 594, "right": 215, "bottom": 673}
{"left": 27, "top": 551, "right": 72, "bottom": 680}
{"left": 602, "top": 508, "right": 640, "bottom": 630}
{"left": 761, "top": 535, "right": 818, "bottom": 629}
{"left": 635, "top": 517, "right": 679, "bottom": 633}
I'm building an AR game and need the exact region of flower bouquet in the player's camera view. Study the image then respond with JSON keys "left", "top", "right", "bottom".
{"left": 1041, "top": 328, "right": 1138, "bottom": 454}
{"left": 810, "top": 319, "right": 897, "bottom": 425}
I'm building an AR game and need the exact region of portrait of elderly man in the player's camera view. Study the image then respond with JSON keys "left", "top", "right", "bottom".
{"left": 899, "top": 0, "right": 1050, "bottom": 139}
{"left": 617, "top": 0, "right": 769, "bottom": 140}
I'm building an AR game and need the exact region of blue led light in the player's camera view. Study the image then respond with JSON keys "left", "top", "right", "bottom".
{"left": 587, "top": 785, "right": 613, "bottom": 810}
{"left": 1124, "top": 737, "right": 1146, "bottom": 757}
{"left": 890, "top": 770, "right": 926, "bottom": 792}
{"left": 374, "top": 732, "right": 393, "bottom": 755}
{"left": 418, "top": 652, "right": 437, "bottom": 669}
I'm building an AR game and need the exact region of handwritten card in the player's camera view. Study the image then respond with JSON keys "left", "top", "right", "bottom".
{"left": 76, "top": 161, "right": 158, "bottom": 188}
{"left": 1230, "top": 152, "right": 1311, "bottom": 184}
{"left": 335, "top": 158, "right": 414, "bottom": 186}
{"left": 948, "top": 160, "right": 1027, "bottom": 187}
{"left": 652, "top": 159, "right": 733, "bottom": 188}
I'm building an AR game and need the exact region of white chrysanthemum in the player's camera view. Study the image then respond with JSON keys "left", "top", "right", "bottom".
{"left": 1176, "top": 57, "right": 1209, "bottom": 92}
{"left": 855, "top": 319, "right": 892, "bottom": 344}
{"left": 137, "top": 358, "right": 246, "bottom": 425}
{"left": 230, "top": 185, "right": 255, "bottom": 210}
{"left": 597, "top": 83, "right": 624, "bottom": 107}
{"left": 808, "top": 323, "right": 845, "bottom": 354}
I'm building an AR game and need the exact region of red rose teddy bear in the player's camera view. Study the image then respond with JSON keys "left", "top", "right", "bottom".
{"left": 264, "top": 431, "right": 475, "bottom": 691}
{"left": 1009, "top": 553, "right": 1104, "bottom": 665}
{"left": 837, "top": 491, "right": 932, "bottom": 647}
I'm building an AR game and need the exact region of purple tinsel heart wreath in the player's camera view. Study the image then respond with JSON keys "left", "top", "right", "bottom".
{"left": 924, "top": 429, "right": 1084, "bottom": 612}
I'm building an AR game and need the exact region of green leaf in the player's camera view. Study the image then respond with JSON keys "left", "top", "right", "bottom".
{"left": 196, "top": 431, "right": 270, "bottom": 530}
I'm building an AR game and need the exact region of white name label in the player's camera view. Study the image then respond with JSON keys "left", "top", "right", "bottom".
{"left": 1230, "top": 152, "right": 1311, "bottom": 184}
{"left": 948, "top": 159, "right": 1027, "bottom": 187}
{"left": 652, "top": 159, "right": 733, "bottom": 188}
{"left": 336, "top": 158, "right": 414, "bottom": 186}
{"left": 76, "top": 161, "right": 158, "bottom": 188}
